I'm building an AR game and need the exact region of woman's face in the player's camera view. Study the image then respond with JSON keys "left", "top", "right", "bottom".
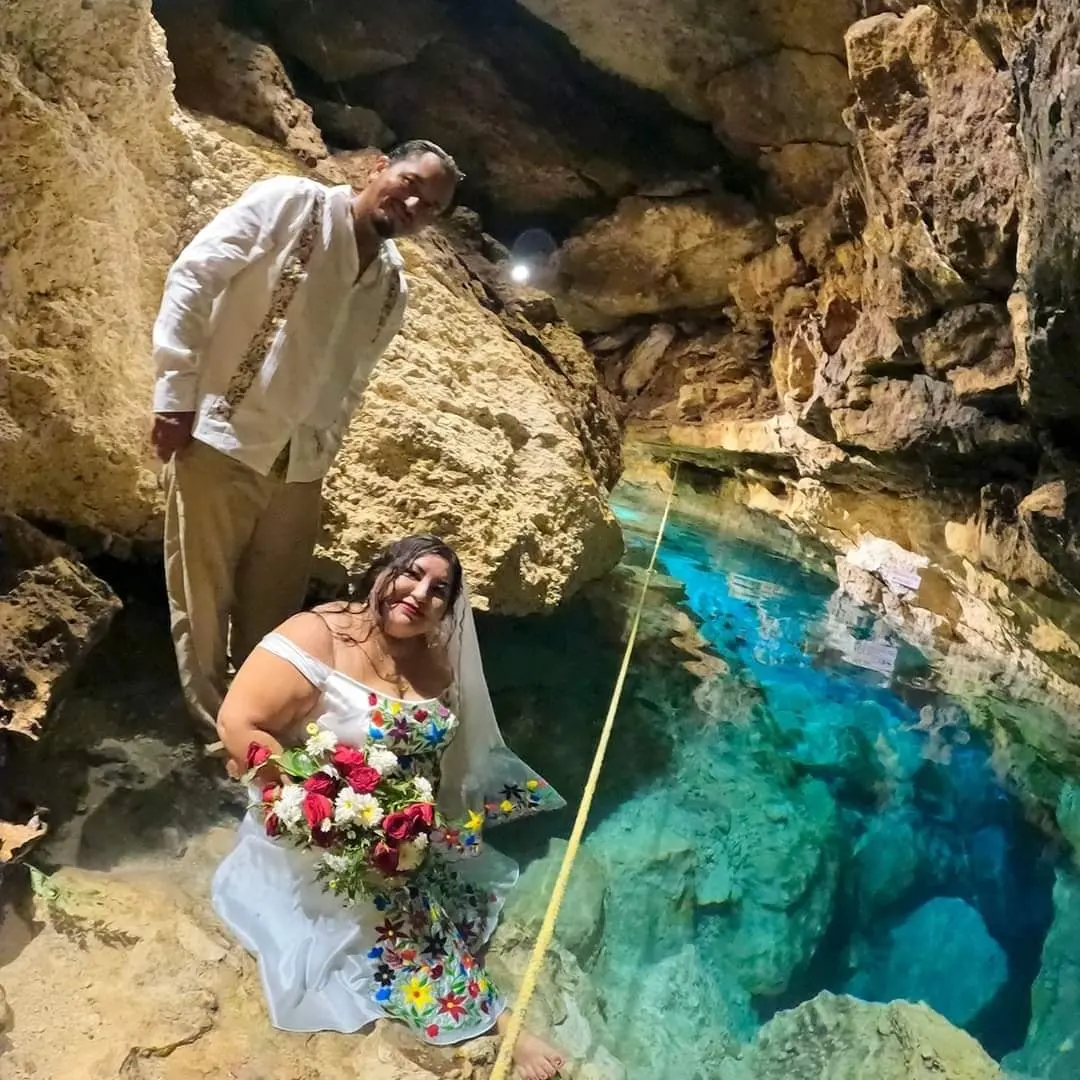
{"left": 379, "top": 553, "right": 454, "bottom": 639}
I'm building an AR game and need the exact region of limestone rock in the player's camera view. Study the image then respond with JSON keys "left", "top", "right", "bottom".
{"left": 1005, "top": 868, "right": 1080, "bottom": 1080}
{"left": 0, "top": 515, "right": 119, "bottom": 739}
{"left": 760, "top": 143, "right": 853, "bottom": 208}
{"left": 849, "top": 813, "right": 920, "bottom": 920}
{"left": 245, "top": 0, "right": 717, "bottom": 224}
{"left": 626, "top": 324, "right": 775, "bottom": 426}
{"left": 486, "top": 917, "right": 623, "bottom": 1077}
{"left": 1013, "top": 0, "right": 1080, "bottom": 421}
{"left": 719, "top": 992, "right": 1005, "bottom": 1080}
{"left": 844, "top": 897, "right": 1008, "bottom": 1027}
{"left": 732, "top": 243, "right": 810, "bottom": 323}
{"left": 246, "top": 0, "right": 442, "bottom": 83}
{"left": 515, "top": 0, "right": 862, "bottom": 201}
{"left": 555, "top": 195, "right": 774, "bottom": 329}
{"left": 1057, "top": 782, "right": 1080, "bottom": 857}
{"left": 845, "top": 7, "right": 1023, "bottom": 303}
{"left": 805, "top": 367, "right": 1028, "bottom": 462}
{"left": 155, "top": 0, "right": 331, "bottom": 167}
{"left": 312, "top": 99, "right": 397, "bottom": 149}
{"left": 707, "top": 51, "right": 853, "bottom": 148}
{"left": 606, "top": 945, "right": 749, "bottom": 1080}
{"left": 319, "top": 227, "right": 623, "bottom": 614}
{"left": 0, "top": 0, "right": 191, "bottom": 539}
{"left": 621, "top": 323, "right": 677, "bottom": 395}
{"left": 914, "top": 303, "right": 1017, "bottom": 406}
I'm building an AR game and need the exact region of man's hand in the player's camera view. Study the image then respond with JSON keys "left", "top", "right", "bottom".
{"left": 151, "top": 411, "right": 196, "bottom": 462}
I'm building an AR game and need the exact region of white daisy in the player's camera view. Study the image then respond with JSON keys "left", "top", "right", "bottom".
{"left": 322, "top": 852, "right": 350, "bottom": 874}
{"left": 413, "top": 776, "right": 433, "bottom": 801}
{"left": 412, "top": 832, "right": 429, "bottom": 852}
{"left": 367, "top": 747, "right": 400, "bottom": 777}
{"left": 305, "top": 727, "right": 339, "bottom": 757}
{"left": 335, "top": 789, "right": 383, "bottom": 829}
{"left": 275, "top": 784, "right": 306, "bottom": 828}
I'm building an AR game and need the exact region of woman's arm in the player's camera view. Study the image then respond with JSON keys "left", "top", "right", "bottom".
{"left": 216, "top": 612, "right": 333, "bottom": 780}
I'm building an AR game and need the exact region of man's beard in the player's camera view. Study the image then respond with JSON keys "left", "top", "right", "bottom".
{"left": 372, "top": 211, "right": 397, "bottom": 239}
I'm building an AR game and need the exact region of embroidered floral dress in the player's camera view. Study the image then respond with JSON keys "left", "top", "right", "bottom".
{"left": 211, "top": 633, "right": 562, "bottom": 1045}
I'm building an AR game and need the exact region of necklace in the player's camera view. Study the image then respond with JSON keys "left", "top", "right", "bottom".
{"left": 359, "top": 626, "right": 417, "bottom": 698}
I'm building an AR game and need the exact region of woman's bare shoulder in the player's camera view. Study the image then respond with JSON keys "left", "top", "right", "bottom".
{"left": 272, "top": 609, "right": 345, "bottom": 665}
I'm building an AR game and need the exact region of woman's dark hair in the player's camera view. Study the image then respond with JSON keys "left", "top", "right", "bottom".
{"left": 351, "top": 534, "right": 463, "bottom": 627}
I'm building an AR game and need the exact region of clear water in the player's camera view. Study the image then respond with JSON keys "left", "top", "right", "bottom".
{"left": 484, "top": 487, "right": 1062, "bottom": 1078}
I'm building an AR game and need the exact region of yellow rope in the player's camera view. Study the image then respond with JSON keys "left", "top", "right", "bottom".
{"left": 490, "top": 462, "right": 680, "bottom": 1080}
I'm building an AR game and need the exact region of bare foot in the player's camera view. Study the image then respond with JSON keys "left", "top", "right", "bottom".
{"left": 512, "top": 1030, "right": 565, "bottom": 1080}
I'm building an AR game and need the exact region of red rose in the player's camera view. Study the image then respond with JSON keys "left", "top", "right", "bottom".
{"left": 246, "top": 742, "right": 272, "bottom": 769}
{"left": 372, "top": 840, "right": 399, "bottom": 875}
{"left": 331, "top": 746, "right": 367, "bottom": 771}
{"left": 261, "top": 783, "right": 280, "bottom": 804}
{"left": 382, "top": 810, "right": 412, "bottom": 842}
{"left": 265, "top": 813, "right": 282, "bottom": 837}
{"left": 302, "top": 792, "right": 334, "bottom": 834}
{"left": 303, "top": 772, "right": 338, "bottom": 798}
{"left": 404, "top": 803, "right": 435, "bottom": 833}
{"left": 345, "top": 764, "right": 381, "bottom": 795}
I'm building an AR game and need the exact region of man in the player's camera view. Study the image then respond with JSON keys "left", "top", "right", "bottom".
{"left": 150, "top": 140, "right": 462, "bottom": 733}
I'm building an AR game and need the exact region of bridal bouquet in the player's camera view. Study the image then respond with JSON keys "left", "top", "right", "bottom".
{"left": 245, "top": 724, "right": 438, "bottom": 903}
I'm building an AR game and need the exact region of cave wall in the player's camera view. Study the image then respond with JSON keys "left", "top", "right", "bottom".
{"left": 0, "top": 0, "right": 624, "bottom": 617}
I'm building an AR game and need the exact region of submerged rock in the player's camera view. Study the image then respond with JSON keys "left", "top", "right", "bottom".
{"left": 1006, "top": 868, "right": 1080, "bottom": 1080}
{"left": 719, "top": 991, "right": 1005, "bottom": 1080}
{"left": 502, "top": 836, "right": 607, "bottom": 968}
{"left": 844, "top": 897, "right": 1007, "bottom": 1028}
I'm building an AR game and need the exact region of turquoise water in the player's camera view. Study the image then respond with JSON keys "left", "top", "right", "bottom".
{"left": 484, "top": 489, "right": 1061, "bottom": 1078}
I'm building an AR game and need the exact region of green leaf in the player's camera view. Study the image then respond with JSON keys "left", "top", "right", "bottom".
{"left": 278, "top": 748, "right": 319, "bottom": 778}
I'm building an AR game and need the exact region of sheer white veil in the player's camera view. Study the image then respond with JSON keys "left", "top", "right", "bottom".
{"left": 437, "top": 582, "right": 506, "bottom": 824}
{"left": 436, "top": 581, "right": 565, "bottom": 834}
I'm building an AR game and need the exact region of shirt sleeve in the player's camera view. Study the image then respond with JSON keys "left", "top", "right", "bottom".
{"left": 151, "top": 175, "right": 316, "bottom": 413}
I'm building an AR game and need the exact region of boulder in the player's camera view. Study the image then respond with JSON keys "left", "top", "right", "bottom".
{"left": 719, "top": 992, "right": 1005, "bottom": 1080}
{"left": 555, "top": 195, "right": 773, "bottom": 329}
{"left": 844, "top": 896, "right": 1007, "bottom": 1027}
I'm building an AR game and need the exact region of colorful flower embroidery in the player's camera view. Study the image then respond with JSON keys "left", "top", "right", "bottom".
{"left": 307, "top": 679, "right": 559, "bottom": 1045}
{"left": 373, "top": 858, "right": 502, "bottom": 1040}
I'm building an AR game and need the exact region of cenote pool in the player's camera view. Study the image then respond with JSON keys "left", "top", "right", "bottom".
{"left": 483, "top": 483, "right": 1065, "bottom": 1080}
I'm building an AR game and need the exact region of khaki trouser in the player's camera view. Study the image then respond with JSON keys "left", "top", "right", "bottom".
{"left": 163, "top": 439, "right": 323, "bottom": 733}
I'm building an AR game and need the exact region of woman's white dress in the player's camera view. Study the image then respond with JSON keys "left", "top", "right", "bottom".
{"left": 211, "top": 632, "right": 562, "bottom": 1044}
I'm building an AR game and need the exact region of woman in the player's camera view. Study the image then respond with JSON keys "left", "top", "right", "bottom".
{"left": 212, "top": 535, "right": 566, "bottom": 1080}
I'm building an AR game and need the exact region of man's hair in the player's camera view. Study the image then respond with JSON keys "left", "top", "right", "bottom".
{"left": 387, "top": 139, "right": 466, "bottom": 183}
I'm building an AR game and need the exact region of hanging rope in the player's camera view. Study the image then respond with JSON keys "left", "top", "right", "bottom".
{"left": 490, "top": 461, "right": 680, "bottom": 1080}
